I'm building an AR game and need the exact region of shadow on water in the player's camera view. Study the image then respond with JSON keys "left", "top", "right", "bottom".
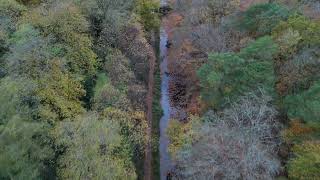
{"left": 159, "top": 1, "right": 186, "bottom": 179}
{"left": 159, "top": 24, "right": 173, "bottom": 180}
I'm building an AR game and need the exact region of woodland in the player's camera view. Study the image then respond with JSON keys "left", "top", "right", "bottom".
{"left": 0, "top": 0, "right": 319, "bottom": 180}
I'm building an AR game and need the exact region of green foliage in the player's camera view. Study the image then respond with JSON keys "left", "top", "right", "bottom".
{"left": 0, "top": 0, "right": 147, "bottom": 179}
{"left": 101, "top": 108, "right": 146, "bottom": 155}
{"left": 239, "top": 36, "right": 279, "bottom": 61}
{"left": 276, "top": 46, "right": 320, "bottom": 95}
{"left": 77, "top": 0, "right": 135, "bottom": 48}
{"left": 0, "top": 116, "right": 53, "bottom": 180}
{"left": 284, "top": 80, "right": 320, "bottom": 124}
{"left": 36, "top": 60, "right": 85, "bottom": 122}
{"left": 93, "top": 73, "right": 131, "bottom": 111}
{"left": 236, "top": 3, "right": 290, "bottom": 35}
{"left": 6, "top": 24, "right": 51, "bottom": 78}
{"left": 272, "top": 14, "right": 320, "bottom": 47}
{"left": 0, "top": 77, "right": 23, "bottom": 124}
{"left": 272, "top": 27, "right": 302, "bottom": 56}
{"left": 0, "top": 0, "right": 26, "bottom": 68}
{"left": 167, "top": 116, "right": 201, "bottom": 158}
{"left": 54, "top": 112, "right": 137, "bottom": 180}
{"left": 0, "top": 0, "right": 25, "bottom": 18}
{"left": 197, "top": 37, "right": 277, "bottom": 109}
{"left": 136, "top": 0, "right": 160, "bottom": 31}
{"left": 104, "top": 49, "right": 134, "bottom": 91}
{"left": 25, "top": 2, "right": 97, "bottom": 77}
{"left": 287, "top": 142, "right": 320, "bottom": 180}
{"left": 0, "top": 78, "right": 54, "bottom": 179}
{"left": 16, "top": 0, "right": 41, "bottom": 5}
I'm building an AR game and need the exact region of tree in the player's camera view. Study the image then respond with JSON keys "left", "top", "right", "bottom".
{"left": 207, "top": 0, "right": 240, "bottom": 23}
{"left": 92, "top": 73, "right": 131, "bottom": 111}
{"left": 197, "top": 36, "right": 277, "bottom": 109}
{"left": 77, "top": 0, "right": 135, "bottom": 48}
{"left": 6, "top": 24, "right": 52, "bottom": 78}
{"left": 287, "top": 141, "right": 320, "bottom": 180}
{"left": 0, "top": 78, "right": 54, "bottom": 179}
{"left": 16, "top": 0, "right": 41, "bottom": 5}
{"left": 101, "top": 107, "right": 147, "bottom": 157}
{"left": 234, "top": 3, "right": 290, "bottom": 35}
{"left": 276, "top": 46, "right": 320, "bottom": 95}
{"left": 0, "top": 0, "right": 26, "bottom": 76}
{"left": 0, "top": 0, "right": 25, "bottom": 20}
{"left": 36, "top": 60, "right": 85, "bottom": 122}
{"left": 167, "top": 116, "right": 201, "bottom": 158}
{"left": 284, "top": 80, "right": 320, "bottom": 124}
{"left": 54, "top": 112, "right": 137, "bottom": 180}
{"left": 272, "top": 14, "right": 320, "bottom": 47}
{"left": 172, "top": 92, "right": 281, "bottom": 179}
{"left": 239, "top": 36, "right": 279, "bottom": 60}
{"left": 136, "top": 0, "right": 160, "bottom": 32}
{"left": 25, "top": 1, "right": 97, "bottom": 77}
{"left": 104, "top": 49, "right": 134, "bottom": 91}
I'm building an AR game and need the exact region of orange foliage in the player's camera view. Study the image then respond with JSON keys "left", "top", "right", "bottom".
{"left": 283, "top": 119, "right": 315, "bottom": 141}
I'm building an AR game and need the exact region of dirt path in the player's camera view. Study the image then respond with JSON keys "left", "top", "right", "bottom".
{"left": 144, "top": 46, "right": 156, "bottom": 180}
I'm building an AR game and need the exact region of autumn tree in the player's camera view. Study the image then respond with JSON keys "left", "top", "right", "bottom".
{"left": 54, "top": 112, "right": 137, "bottom": 180}
{"left": 288, "top": 141, "right": 320, "bottom": 179}
{"left": 25, "top": 1, "right": 97, "bottom": 77}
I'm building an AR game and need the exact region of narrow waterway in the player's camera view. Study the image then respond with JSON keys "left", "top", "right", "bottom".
{"left": 159, "top": 0, "right": 174, "bottom": 179}
{"left": 159, "top": 24, "right": 173, "bottom": 180}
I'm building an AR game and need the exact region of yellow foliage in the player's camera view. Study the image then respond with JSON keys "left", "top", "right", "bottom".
{"left": 36, "top": 59, "right": 85, "bottom": 122}
{"left": 22, "top": 2, "right": 97, "bottom": 76}
{"left": 167, "top": 116, "right": 201, "bottom": 159}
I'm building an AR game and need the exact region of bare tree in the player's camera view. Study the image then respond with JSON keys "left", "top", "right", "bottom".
{"left": 173, "top": 90, "right": 282, "bottom": 180}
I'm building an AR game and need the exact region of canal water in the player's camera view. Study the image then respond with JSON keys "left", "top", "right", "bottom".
{"left": 159, "top": 0, "right": 173, "bottom": 178}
